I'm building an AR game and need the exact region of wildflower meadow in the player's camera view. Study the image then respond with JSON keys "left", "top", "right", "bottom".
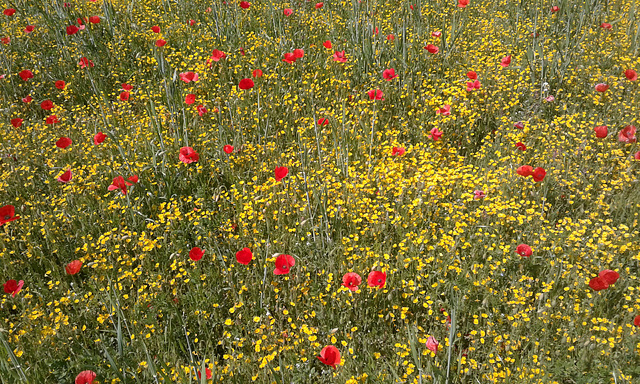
{"left": 1, "top": 0, "right": 640, "bottom": 382}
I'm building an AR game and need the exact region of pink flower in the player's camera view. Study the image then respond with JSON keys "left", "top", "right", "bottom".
{"left": 283, "top": 8, "right": 293, "bottom": 16}
{"left": 333, "top": 50, "right": 347, "bottom": 63}
{"left": 179, "top": 147, "right": 199, "bottom": 164}
{"left": 429, "top": 127, "right": 443, "bottom": 141}
{"left": 179, "top": 71, "right": 199, "bottom": 83}
{"left": 618, "top": 125, "right": 637, "bottom": 143}
{"left": 436, "top": 105, "right": 450, "bottom": 116}
{"left": 473, "top": 190, "right": 486, "bottom": 200}
{"left": 426, "top": 336, "right": 439, "bottom": 353}
{"left": 466, "top": 80, "right": 481, "bottom": 92}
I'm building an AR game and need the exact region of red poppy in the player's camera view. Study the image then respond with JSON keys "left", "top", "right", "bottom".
{"left": 22, "top": 95, "right": 32, "bottom": 103}
{"left": 189, "top": 247, "right": 204, "bottom": 261}
{"left": 274, "top": 254, "right": 295, "bottom": 275}
{"left": 392, "top": 147, "right": 406, "bottom": 156}
{"left": 197, "top": 105, "right": 207, "bottom": 116}
{"left": 56, "top": 137, "right": 72, "bottom": 149}
{"left": 333, "top": 51, "right": 347, "bottom": 63}
{"left": 78, "top": 57, "right": 94, "bottom": 68}
{"left": 500, "top": 55, "right": 511, "bottom": 67}
{"left": 188, "top": 19, "right": 196, "bottom": 26}
{"left": 551, "top": 5, "right": 559, "bottom": 12}
{"left": 426, "top": 336, "right": 439, "bottom": 353}
{"left": 589, "top": 276, "right": 609, "bottom": 291}
{"left": 24, "top": 25, "right": 35, "bottom": 33}
{"left": 436, "top": 104, "right": 451, "bottom": 116}
{"left": 89, "top": 16, "right": 100, "bottom": 24}
{"left": 517, "top": 165, "right": 533, "bottom": 177}
{"left": 599, "top": 270, "right": 619, "bottom": 285}
{"left": 635, "top": 151, "right": 640, "bottom": 160}
{"left": 275, "top": 166, "right": 289, "bottom": 181}
{"left": 317, "top": 345, "right": 340, "bottom": 369}
{"left": 239, "top": 78, "right": 254, "bottom": 90}
{"left": 41, "top": 99, "right": 53, "bottom": 110}
{"left": 367, "top": 270, "right": 386, "bottom": 288}
{"left": 11, "top": 118, "right": 23, "bottom": 128}
{"left": 383, "top": 68, "right": 397, "bottom": 81}
{"left": 0, "top": 205, "right": 20, "bottom": 226}
{"left": 155, "top": 39, "right": 166, "bottom": 47}
{"left": 466, "top": 71, "right": 477, "bottom": 80}
{"left": 532, "top": 167, "right": 546, "bottom": 182}
{"left": 67, "top": 25, "right": 79, "bottom": 35}
{"left": 367, "top": 89, "right": 384, "bottom": 101}
{"left": 516, "top": 244, "right": 532, "bottom": 257}
{"left": 236, "top": 247, "right": 253, "bottom": 264}
{"left": 432, "top": 31, "right": 442, "bottom": 37}
{"left": 197, "top": 368, "right": 213, "bottom": 380}
{"left": 94, "top": 132, "right": 107, "bottom": 145}
{"left": 65, "top": 260, "right": 82, "bottom": 275}
{"left": 429, "top": 127, "right": 443, "bottom": 141}
{"left": 55, "top": 80, "right": 66, "bottom": 90}
{"left": 315, "top": 2, "right": 324, "bottom": 8}
{"left": 210, "top": 49, "right": 226, "bottom": 63}
{"left": 473, "top": 190, "right": 486, "bottom": 200}
{"left": 46, "top": 115, "right": 60, "bottom": 125}
{"left": 618, "top": 125, "right": 637, "bottom": 143}
{"left": 184, "top": 94, "right": 196, "bottom": 105}
{"left": 594, "top": 83, "right": 609, "bottom": 92}
{"left": 108, "top": 176, "right": 135, "bottom": 195}
{"left": 634, "top": 315, "right": 640, "bottom": 327}
{"left": 600, "top": 23, "right": 612, "bottom": 30}
{"left": 151, "top": 26, "right": 160, "bottom": 33}
{"left": 122, "top": 83, "right": 133, "bottom": 91}
{"left": 179, "top": 147, "right": 199, "bottom": 164}
{"left": 3, "top": 280, "right": 24, "bottom": 297}
{"left": 3, "top": 8, "right": 16, "bottom": 16}
{"left": 457, "top": 0, "right": 469, "bottom": 7}
{"left": 317, "top": 118, "right": 329, "bottom": 126}
{"left": 342, "top": 272, "right": 362, "bottom": 291}
{"left": 424, "top": 44, "right": 439, "bottom": 54}
{"left": 283, "top": 8, "right": 293, "bottom": 16}
{"left": 387, "top": 34, "right": 395, "bottom": 41}
{"left": 625, "top": 69, "right": 638, "bottom": 81}
{"left": 252, "top": 69, "right": 263, "bottom": 78}
{"left": 283, "top": 52, "right": 297, "bottom": 64}
{"left": 293, "top": 49, "right": 304, "bottom": 59}
{"left": 323, "top": 40, "right": 332, "bottom": 49}
{"left": 1, "top": 36, "right": 9, "bottom": 45}
{"left": 223, "top": 145, "right": 234, "bottom": 154}
{"left": 57, "top": 169, "right": 73, "bottom": 183}
{"left": 515, "top": 142, "right": 527, "bottom": 151}
{"left": 75, "top": 370, "right": 97, "bottom": 384}
{"left": 466, "top": 80, "right": 481, "bottom": 91}
{"left": 179, "top": 71, "right": 199, "bottom": 83}
{"left": 240, "top": 1, "right": 251, "bottom": 8}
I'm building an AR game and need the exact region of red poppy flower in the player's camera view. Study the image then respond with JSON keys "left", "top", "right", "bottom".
{"left": 551, "top": 5, "right": 559, "bottom": 12}
{"left": 283, "top": 52, "right": 297, "bottom": 64}
{"left": 89, "top": 16, "right": 100, "bottom": 24}
{"left": 252, "top": 69, "right": 263, "bottom": 78}
{"left": 0, "top": 205, "right": 20, "bottom": 226}
{"left": 515, "top": 142, "right": 527, "bottom": 151}
{"left": 392, "top": 147, "right": 406, "bottom": 156}
{"left": 317, "top": 118, "right": 329, "bottom": 126}
{"left": 122, "top": 83, "right": 133, "bottom": 91}
{"left": 65, "top": 260, "right": 82, "bottom": 275}
{"left": 424, "top": 44, "right": 439, "bottom": 54}
{"left": 55, "top": 80, "right": 65, "bottom": 90}
{"left": 1, "top": 36, "right": 9, "bottom": 45}
{"left": 240, "top": 1, "right": 251, "bottom": 8}
{"left": 223, "top": 145, "right": 234, "bottom": 154}
{"left": 56, "top": 137, "right": 72, "bottom": 149}
{"left": 517, "top": 165, "right": 533, "bottom": 177}
{"left": 78, "top": 57, "right": 94, "bottom": 68}
{"left": 516, "top": 243, "right": 532, "bottom": 257}
{"left": 179, "top": 71, "right": 199, "bottom": 83}
{"left": 600, "top": 23, "right": 612, "bottom": 30}
{"left": 333, "top": 50, "right": 347, "bottom": 63}
{"left": 41, "top": 100, "right": 53, "bottom": 110}
{"left": 367, "top": 270, "right": 386, "bottom": 288}
{"left": 618, "top": 125, "right": 637, "bottom": 143}
{"left": 635, "top": 151, "right": 640, "bottom": 160}
{"left": 599, "top": 269, "right": 619, "bottom": 285}
{"left": 473, "top": 190, "right": 486, "bottom": 199}
{"left": 238, "top": 78, "right": 254, "bottom": 90}
{"left": 155, "top": 39, "right": 166, "bottom": 47}
{"left": 275, "top": 166, "right": 289, "bottom": 181}
{"left": 532, "top": 167, "right": 546, "bottom": 182}
{"left": 432, "top": 31, "right": 442, "bottom": 37}
{"left": 45, "top": 115, "right": 60, "bottom": 125}
{"left": 188, "top": 19, "right": 196, "bottom": 26}
{"left": 317, "top": 345, "right": 340, "bottom": 369}
{"left": 429, "top": 127, "right": 443, "bottom": 141}
{"left": 625, "top": 69, "right": 638, "bottom": 81}
{"left": 593, "top": 125, "right": 608, "bottom": 138}
{"left": 57, "top": 169, "right": 73, "bottom": 183}
{"left": 342, "top": 272, "right": 362, "bottom": 291}
{"left": 66, "top": 25, "right": 79, "bottom": 35}
{"left": 426, "top": 336, "right": 439, "bottom": 353}
{"left": 367, "top": 89, "right": 384, "bottom": 101}
{"left": 466, "top": 71, "right": 477, "bottom": 80}
{"left": 634, "top": 315, "right": 640, "bottom": 327}
{"left": 108, "top": 176, "right": 135, "bottom": 195}
{"left": 197, "top": 368, "right": 213, "bottom": 380}
{"left": 189, "top": 247, "right": 204, "bottom": 261}
{"left": 151, "top": 26, "right": 160, "bottom": 33}
{"left": 293, "top": 49, "right": 304, "bottom": 59}
{"left": 11, "top": 118, "right": 23, "bottom": 128}
{"left": 24, "top": 25, "right": 35, "bottom": 33}
{"left": 594, "top": 83, "right": 609, "bottom": 92}
{"left": 22, "top": 95, "right": 32, "bottom": 103}
{"left": 210, "top": 49, "right": 226, "bottom": 63}
{"left": 179, "top": 147, "right": 199, "bottom": 164}
{"left": 315, "top": 2, "right": 324, "bottom": 8}
{"left": 283, "top": 8, "right": 293, "bottom": 16}
{"left": 236, "top": 247, "right": 253, "bottom": 264}
{"left": 75, "top": 370, "right": 96, "bottom": 384}
{"left": 323, "top": 40, "right": 332, "bottom": 49}
{"left": 94, "top": 132, "right": 107, "bottom": 145}
{"left": 387, "top": 34, "right": 395, "bottom": 41}
{"left": 457, "top": 0, "right": 469, "bottom": 7}
{"left": 3, "top": 8, "right": 16, "bottom": 16}
{"left": 184, "top": 94, "right": 196, "bottom": 104}
{"left": 274, "top": 254, "right": 295, "bottom": 275}
{"left": 500, "top": 55, "right": 511, "bottom": 67}
{"left": 589, "top": 276, "right": 609, "bottom": 291}
{"left": 197, "top": 105, "right": 207, "bottom": 116}
{"left": 3, "top": 280, "right": 24, "bottom": 297}
{"left": 383, "top": 68, "right": 397, "bottom": 81}
{"left": 466, "top": 80, "right": 481, "bottom": 91}
{"left": 436, "top": 104, "right": 451, "bottom": 116}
